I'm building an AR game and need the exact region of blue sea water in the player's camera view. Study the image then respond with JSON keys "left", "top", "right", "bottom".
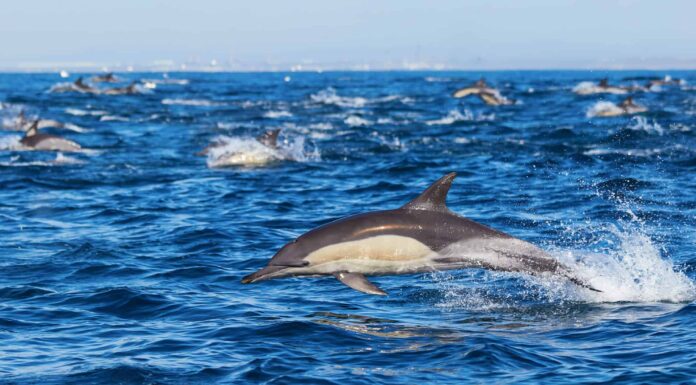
{"left": 0, "top": 71, "right": 695, "bottom": 384}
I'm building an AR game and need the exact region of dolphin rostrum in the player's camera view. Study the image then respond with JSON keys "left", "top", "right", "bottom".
{"left": 20, "top": 121, "right": 82, "bottom": 152}
{"left": 242, "top": 173, "right": 599, "bottom": 295}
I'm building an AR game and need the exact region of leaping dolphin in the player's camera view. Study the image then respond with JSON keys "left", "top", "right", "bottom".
{"left": 92, "top": 72, "right": 119, "bottom": 83}
{"left": 592, "top": 97, "right": 648, "bottom": 118}
{"left": 452, "top": 78, "right": 513, "bottom": 106}
{"left": 197, "top": 129, "right": 280, "bottom": 156}
{"left": 102, "top": 81, "right": 139, "bottom": 95}
{"left": 574, "top": 78, "right": 629, "bottom": 95}
{"left": 19, "top": 121, "right": 82, "bottom": 152}
{"left": 242, "top": 173, "right": 599, "bottom": 295}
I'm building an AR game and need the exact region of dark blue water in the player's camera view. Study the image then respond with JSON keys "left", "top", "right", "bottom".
{"left": 1, "top": 71, "right": 695, "bottom": 384}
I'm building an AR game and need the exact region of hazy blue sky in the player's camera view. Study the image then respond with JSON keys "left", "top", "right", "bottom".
{"left": 2, "top": 0, "right": 695, "bottom": 70}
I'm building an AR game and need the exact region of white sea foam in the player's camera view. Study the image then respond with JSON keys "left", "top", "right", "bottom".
{"left": 344, "top": 115, "right": 372, "bottom": 127}
{"left": 65, "top": 108, "right": 108, "bottom": 117}
{"left": 100, "top": 115, "right": 129, "bottom": 122}
{"left": 311, "top": 88, "right": 368, "bottom": 108}
{"left": 0, "top": 152, "right": 85, "bottom": 167}
{"left": 426, "top": 109, "right": 495, "bottom": 125}
{"left": 142, "top": 78, "right": 189, "bottom": 85}
{"left": 370, "top": 131, "right": 405, "bottom": 150}
{"left": 263, "top": 110, "right": 293, "bottom": 118}
{"left": 0, "top": 135, "right": 22, "bottom": 150}
{"left": 628, "top": 116, "right": 664, "bottom": 135}
{"left": 583, "top": 147, "right": 664, "bottom": 157}
{"left": 586, "top": 101, "right": 624, "bottom": 118}
{"left": 434, "top": 209, "right": 695, "bottom": 307}
{"left": 161, "top": 98, "right": 223, "bottom": 107}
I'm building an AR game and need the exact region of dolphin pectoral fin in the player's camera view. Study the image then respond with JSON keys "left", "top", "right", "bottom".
{"left": 334, "top": 272, "right": 387, "bottom": 296}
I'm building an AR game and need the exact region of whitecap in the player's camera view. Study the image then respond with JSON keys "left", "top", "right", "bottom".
{"left": 263, "top": 110, "right": 293, "bottom": 119}
{"left": 426, "top": 109, "right": 494, "bottom": 125}
{"left": 161, "top": 98, "right": 223, "bottom": 107}
{"left": 344, "top": 115, "right": 372, "bottom": 127}
{"left": 65, "top": 108, "right": 108, "bottom": 117}
{"left": 310, "top": 88, "right": 368, "bottom": 108}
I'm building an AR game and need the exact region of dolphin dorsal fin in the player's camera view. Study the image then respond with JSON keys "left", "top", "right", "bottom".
{"left": 25, "top": 121, "right": 39, "bottom": 137}
{"left": 257, "top": 129, "right": 280, "bottom": 148}
{"left": 402, "top": 172, "right": 457, "bottom": 211}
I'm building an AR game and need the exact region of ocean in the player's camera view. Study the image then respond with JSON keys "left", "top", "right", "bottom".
{"left": 0, "top": 71, "right": 695, "bottom": 384}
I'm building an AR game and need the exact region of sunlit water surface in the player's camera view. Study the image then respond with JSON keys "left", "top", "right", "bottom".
{"left": 1, "top": 71, "right": 695, "bottom": 384}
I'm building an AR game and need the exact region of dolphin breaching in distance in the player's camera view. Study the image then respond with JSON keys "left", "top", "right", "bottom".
{"left": 198, "top": 129, "right": 286, "bottom": 167}
{"left": 49, "top": 77, "right": 100, "bottom": 94}
{"left": 19, "top": 121, "right": 83, "bottom": 152}
{"left": 91, "top": 72, "right": 119, "bottom": 83}
{"left": 613, "top": 97, "right": 647, "bottom": 117}
{"left": 589, "top": 96, "right": 648, "bottom": 118}
{"left": 452, "top": 78, "right": 513, "bottom": 106}
{"left": 102, "top": 81, "right": 140, "bottom": 95}
{"left": 242, "top": 173, "right": 600, "bottom": 295}
{"left": 197, "top": 129, "right": 280, "bottom": 156}
{"left": 573, "top": 78, "right": 629, "bottom": 95}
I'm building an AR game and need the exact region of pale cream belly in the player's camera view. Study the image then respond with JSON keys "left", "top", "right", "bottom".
{"left": 298, "top": 235, "right": 438, "bottom": 275}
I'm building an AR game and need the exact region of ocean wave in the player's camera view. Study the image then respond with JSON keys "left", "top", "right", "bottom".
{"left": 65, "top": 108, "right": 108, "bottom": 117}
{"left": 263, "top": 110, "right": 293, "bottom": 119}
{"left": 628, "top": 116, "right": 664, "bottom": 135}
{"left": 310, "top": 87, "right": 368, "bottom": 108}
{"left": 142, "top": 78, "right": 190, "bottom": 85}
{"left": 0, "top": 152, "right": 85, "bottom": 167}
{"left": 426, "top": 109, "right": 495, "bottom": 125}
{"left": 162, "top": 98, "right": 224, "bottom": 107}
{"left": 344, "top": 115, "right": 372, "bottom": 127}
{"left": 100, "top": 115, "right": 129, "bottom": 122}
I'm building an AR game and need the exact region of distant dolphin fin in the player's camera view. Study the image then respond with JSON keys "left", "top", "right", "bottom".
{"left": 25, "top": 120, "right": 39, "bottom": 137}
{"left": 334, "top": 272, "right": 387, "bottom": 295}
{"left": 257, "top": 129, "right": 281, "bottom": 148}
{"left": 402, "top": 172, "right": 457, "bottom": 212}
{"left": 620, "top": 97, "right": 634, "bottom": 107}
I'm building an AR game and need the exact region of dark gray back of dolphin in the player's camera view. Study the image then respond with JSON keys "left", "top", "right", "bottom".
{"left": 20, "top": 121, "right": 55, "bottom": 147}
{"left": 242, "top": 173, "right": 599, "bottom": 294}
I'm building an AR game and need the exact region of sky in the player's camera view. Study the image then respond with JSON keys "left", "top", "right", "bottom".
{"left": 1, "top": 0, "right": 695, "bottom": 71}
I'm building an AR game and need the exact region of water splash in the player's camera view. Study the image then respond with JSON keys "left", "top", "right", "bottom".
{"left": 628, "top": 116, "right": 664, "bottom": 135}
{"left": 310, "top": 88, "right": 368, "bottom": 108}
{"left": 206, "top": 134, "right": 319, "bottom": 168}
{"left": 586, "top": 101, "right": 623, "bottom": 118}
{"left": 433, "top": 212, "right": 695, "bottom": 307}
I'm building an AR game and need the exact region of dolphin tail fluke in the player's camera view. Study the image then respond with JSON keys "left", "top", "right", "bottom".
{"left": 334, "top": 272, "right": 387, "bottom": 295}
